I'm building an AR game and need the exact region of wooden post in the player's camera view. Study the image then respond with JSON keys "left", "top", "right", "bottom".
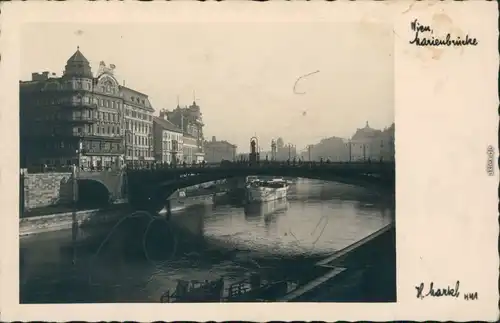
{"left": 166, "top": 199, "right": 172, "bottom": 220}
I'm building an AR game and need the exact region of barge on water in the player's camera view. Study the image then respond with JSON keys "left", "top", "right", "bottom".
{"left": 160, "top": 273, "right": 298, "bottom": 303}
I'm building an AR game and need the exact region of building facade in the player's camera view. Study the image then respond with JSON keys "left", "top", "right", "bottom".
{"left": 20, "top": 47, "right": 158, "bottom": 170}
{"left": 20, "top": 48, "right": 124, "bottom": 169}
{"left": 161, "top": 101, "right": 205, "bottom": 163}
{"left": 182, "top": 134, "right": 198, "bottom": 164}
{"left": 121, "top": 86, "right": 155, "bottom": 166}
{"left": 153, "top": 116, "right": 183, "bottom": 164}
{"left": 204, "top": 136, "right": 237, "bottom": 163}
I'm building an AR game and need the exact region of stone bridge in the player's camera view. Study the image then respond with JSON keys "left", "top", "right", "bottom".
{"left": 20, "top": 169, "right": 127, "bottom": 211}
{"left": 76, "top": 170, "right": 126, "bottom": 204}
{"left": 126, "top": 161, "right": 395, "bottom": 213}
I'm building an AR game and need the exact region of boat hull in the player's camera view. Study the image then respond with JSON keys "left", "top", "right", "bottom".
{"left": 246, "top": 186, "right": 288, "bottom": 203}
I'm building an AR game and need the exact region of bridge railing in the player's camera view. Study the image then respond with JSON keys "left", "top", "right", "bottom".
{"left": 126, "top": 160, "right": 394, "bottom": 171}
{"left": 24, "top": 165, "right": 123, "bottom": 174}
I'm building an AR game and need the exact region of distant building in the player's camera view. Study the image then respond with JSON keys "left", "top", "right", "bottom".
{"left": 20, "top": 48, "right": 124, "bottom": 169}
{"left": 348, "top": 121, "right": 394, "bottom": 161}
{"left": 204, "top": 136, "right": 237, "bottom": 163}
{"left": 277, "top": 144, "right": 297, "bottom": 161}
{"left": 160, "top": 101, "right": 205, "bottom": 163}
{"left": 153, "top": 116, "right": 183, "bottom": 164}
{"left": 307, "top": 136, "right": 346, "bottom": 161}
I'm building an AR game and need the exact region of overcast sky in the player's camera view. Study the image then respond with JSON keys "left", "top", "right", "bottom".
{"left": 21, "top": 23, "right": 393, "bottom": 152}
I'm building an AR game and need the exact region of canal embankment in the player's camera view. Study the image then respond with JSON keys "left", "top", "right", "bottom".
{"left": 278, "top": 223, "right": 396, "bottom": 302}
{"left": 20, "top": 190, "right": 226, "bottom": 237}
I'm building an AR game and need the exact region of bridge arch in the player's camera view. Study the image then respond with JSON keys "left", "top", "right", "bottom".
{"left": 126, "top": 163, "right": 395, "bottom": 213}
{"left": 77, "top": 178, "right": 111, "bottom": 207}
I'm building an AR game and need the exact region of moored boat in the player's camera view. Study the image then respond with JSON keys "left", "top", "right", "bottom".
{"left": 245, "top": 177, "right": 289, "bottom": 203}
{"left": 160, "top": 278, "right": 224, "bottom": 302}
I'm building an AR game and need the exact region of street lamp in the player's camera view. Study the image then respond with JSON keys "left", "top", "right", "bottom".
{"left": 345, "top": 140, "right": 352, "bottom": 162}
{"left": 271, "top": 139, "right": 277, "bottom": 161}
{"left": 148, "top": 133, "right": 153, "bottom": 167}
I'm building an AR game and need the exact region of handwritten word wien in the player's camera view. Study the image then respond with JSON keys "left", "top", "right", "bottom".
{"left": 409, "top": 19, "right": 478, "bottom": 47}
{"left": 415, "top": 281, "right": 478, "bottom": 301}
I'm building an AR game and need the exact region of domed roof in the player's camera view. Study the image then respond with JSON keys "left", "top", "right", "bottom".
{"left": 63, "top": 46, "right": 93, "bottom": 78}
{"left": 67, "top": 46, "right": 89, "bottom": 64}
{"left": 351, "top": 121, "right": 382, "bottom": 140}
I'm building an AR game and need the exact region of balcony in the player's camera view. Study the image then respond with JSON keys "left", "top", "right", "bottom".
{"left": 65, "top": 101, "right": 98, "bottom": 109}
{"left": 67, "top": 116, "right": 99, "bottom": 124}
{"left": 71, "top": 132, "right": 123, "bottom": 141}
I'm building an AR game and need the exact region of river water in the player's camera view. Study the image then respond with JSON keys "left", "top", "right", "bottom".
{"left": 20, "top": 179, "right": 394, "bottom": 303}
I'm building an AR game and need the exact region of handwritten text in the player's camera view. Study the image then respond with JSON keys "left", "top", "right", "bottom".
{"left": 409, "top": 19, "right": 478, "bottom": 47}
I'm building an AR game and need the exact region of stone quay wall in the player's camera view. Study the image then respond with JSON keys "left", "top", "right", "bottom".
{"left": 22, "top": 172, "right": 75, "bottom": 210}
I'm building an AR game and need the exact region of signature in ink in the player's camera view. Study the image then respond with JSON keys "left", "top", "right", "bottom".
{"left": 293, "top": 70, "right": 320, "bottom": 95}
{"left": 415, "top": 281, "right": 460, "bottom": 299}
{"left": 409, "top": 19, "right": 478, "bottom": 47}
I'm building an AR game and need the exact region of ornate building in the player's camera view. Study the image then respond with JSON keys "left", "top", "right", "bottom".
{"left": 160, "top": 100, "right": 205, "bottom": 163}
{"left": 348, "top": 121, "right": 394, "bottom": 161}
{"left": 20, "top": 47, "right": 124, "bottom": 169}
{"left": 20, "top": 47, "right": 157, "bottom": 169}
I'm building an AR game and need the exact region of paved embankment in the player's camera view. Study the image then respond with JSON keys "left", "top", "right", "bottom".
{"left": 20, "top": 192, "right": 223, "bottom": 237}
{"left": 279, "top": 224, "right": 396, "bottom": 302}
{"left": 19, "top": 204, "right": 133, "bottom": 237}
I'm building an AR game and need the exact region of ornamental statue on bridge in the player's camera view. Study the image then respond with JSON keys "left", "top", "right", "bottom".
{"left": 249, "top": 137, "right": 260, "bottom": 164}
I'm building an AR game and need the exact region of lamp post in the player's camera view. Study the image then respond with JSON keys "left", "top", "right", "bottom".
{"left": 271, "top": 139, "right": 277, "bottom": 161}
{"left": 346, "top": 140, "right": 352, "bottom": 162}
{"left": 148, "top": 133, "right": 153, "bottom": 167}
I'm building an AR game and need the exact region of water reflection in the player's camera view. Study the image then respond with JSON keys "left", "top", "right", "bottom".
{"left": 20, "top": 179, "right": 394, "bottom": 303}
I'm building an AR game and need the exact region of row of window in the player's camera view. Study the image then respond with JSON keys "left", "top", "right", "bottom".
{"left": 124, "top": 106, "right": 153, "bottom": 121}
{"left": 125, "top": 119, "right": 152, "bottom": 134}
{"left": 161, "top": 140, "right": 180, "bottom": 152}
{"left": 38, "top": 140, "right": 121, "bottom": 152}
{"left": 162, "top": 132, "right": 182, "bottom": 141}
{"left": 76, "top": 110, "right": 120, "bottom": 123}
{"left": 75, "top": 124, "right": 121, "bottom": 136}
{"left": 126, "top": 134, "right": 152, "bottom": 147}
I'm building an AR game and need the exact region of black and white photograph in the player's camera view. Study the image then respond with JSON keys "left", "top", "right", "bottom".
{"left": 18, "top": 21, "right": 395, "bottom": 304}
{"left": 2, "top": 1, "right": 497, "bottom": 321}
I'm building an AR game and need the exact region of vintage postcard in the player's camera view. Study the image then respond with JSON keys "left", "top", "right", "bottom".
{"left": 0, "top": 1, "right": 498, "bottom": 321}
